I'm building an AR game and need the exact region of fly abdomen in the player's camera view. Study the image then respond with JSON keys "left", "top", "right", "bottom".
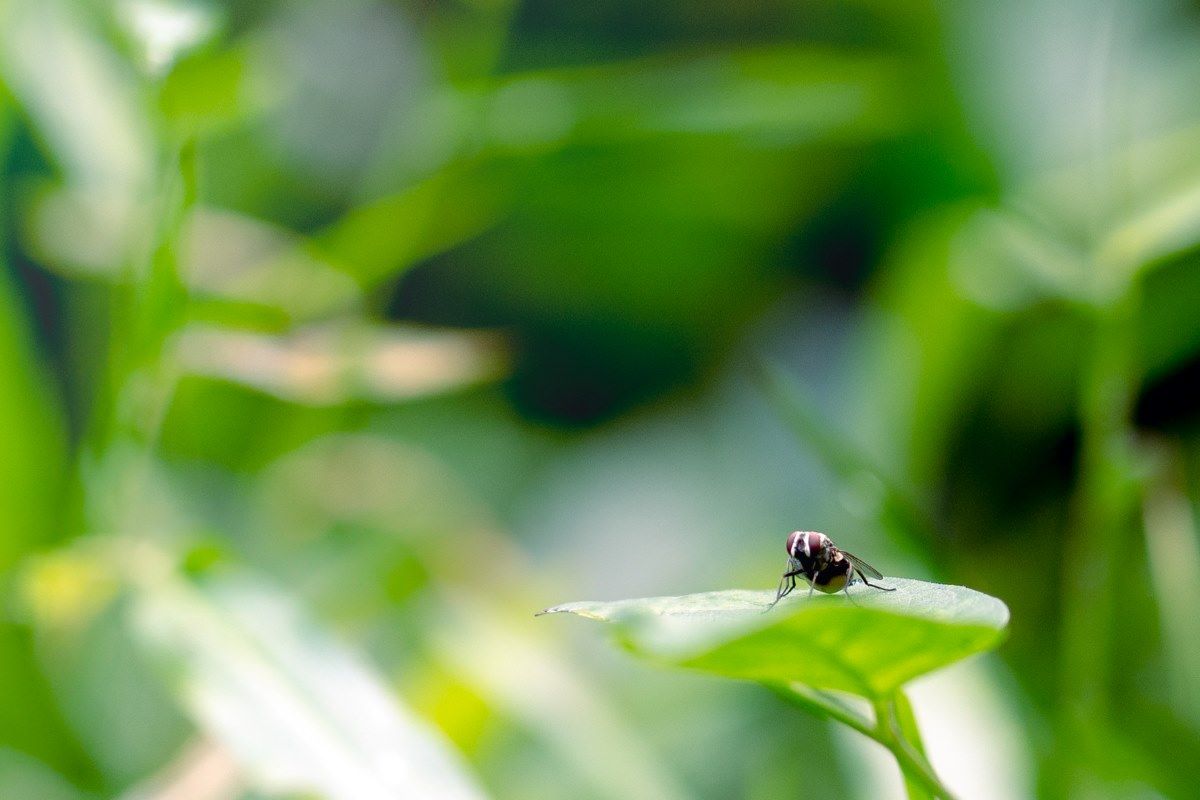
{"left": 811, "top": 559, "right": 851, "bottom": 594}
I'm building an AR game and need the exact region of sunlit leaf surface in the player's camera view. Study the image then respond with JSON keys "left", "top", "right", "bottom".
{"left": 541, "top": 579, "right": 1008, "bottom": 699}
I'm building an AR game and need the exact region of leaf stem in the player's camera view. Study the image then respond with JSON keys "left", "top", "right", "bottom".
{"left": 774, "top": 684, "right": 956, "bottom": 799}
{"left": 873, "top": 695, "right": 953, "bottom": 800}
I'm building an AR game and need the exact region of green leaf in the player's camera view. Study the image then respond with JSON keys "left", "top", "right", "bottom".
{"left": 540, "top": 579, "right": 1008, "bottom": 699}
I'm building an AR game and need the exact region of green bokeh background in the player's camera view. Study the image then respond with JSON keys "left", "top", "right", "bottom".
{"left": 0, "top": 0, "right": 1198, "bottom": 797}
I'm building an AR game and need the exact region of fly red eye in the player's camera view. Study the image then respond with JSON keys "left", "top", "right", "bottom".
{"left": 785, "top": 531, "right": 803, "bottom": 557}
{"left": 806, "top": 532, "right": 828, "bottom": 555}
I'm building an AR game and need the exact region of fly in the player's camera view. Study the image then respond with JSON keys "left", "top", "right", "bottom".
{"left": 766, "top": 530, "right": 895, "bottom": 610}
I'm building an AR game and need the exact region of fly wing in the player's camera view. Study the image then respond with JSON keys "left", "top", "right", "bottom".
{"left": 842, "top": 551, "right": 885, "bottom": 580}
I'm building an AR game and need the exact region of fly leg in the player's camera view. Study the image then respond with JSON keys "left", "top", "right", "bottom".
{"left": 765, "top": 569, "right": 805, "bottom": 611}
{"left": 841, "top": 575, "right": 859, "bottom": 606}
{"left": 860, "top": 576, "right": 896, "bottom": 592}
{"left": 772, "top": 572, "right": 790, "bottom": 603}
{"left": 843, "top": 567, "right": 892, "bottom": 603}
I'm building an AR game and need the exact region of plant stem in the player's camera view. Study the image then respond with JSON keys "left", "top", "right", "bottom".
{"left": 873, "top": 695, "right": 950, "bottom": 800}
{"left": 1056, "top": 289, "right": 1141, "bottom": 792}
{"left": 774, "top": 684, "right": 956, "bottom": 799}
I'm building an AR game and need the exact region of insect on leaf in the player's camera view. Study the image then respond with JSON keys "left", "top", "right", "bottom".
{"left": 540, "top": 579, "right": 1008, "bottom": 699}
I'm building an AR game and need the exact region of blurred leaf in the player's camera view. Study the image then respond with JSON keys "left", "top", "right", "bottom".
{"left": 174, "top": 322, "right": 508, "bottom": 405}
{"left": 248, "top": 433, "right": 692, "bottom": 800}
{"left": 0, "top": 623, "right": 100, "bottom": 789}
{"left": 966, "top": 125, "right": 1200, "bottom": 307}
{"left": 480, "top": 46, "right": 909, "bottom": 153}
{"left": 0, "top": 94, "right": 95, "bottom": 792}
{"left": 0, "top": 0, "right": 153, "bottom": 191}
{"left": 0, "top": 228, "right": 69, "bottom": 570}
{"left": 1142, "top": 465, "right": 1200, "bottom": 729}
{"left": 587, "top": 47, "right": 906, "bottom": 142}
{"left": 95, "top": 138, "right": 197, "bottom": 460}
{"left": 1099, "top": 178, "right": 1200, "bottom": 282}
{"left": 23, "top": 539, "right": 191, "bottom": 788}
{"left": 0, "top": 89, "right": 68, "bottom": 567}
{"left": 313, "top": 167, "right": 504, "bottom": 289}
{"left": 23, "top": 200, "right": 363, "bottom": 321}
{"left": 1027, "top": 122, "right": 1200, "bottom": 279}
{"left": 22, "top": 167, "right": 505, "bottom": 305}
{"left": 129, "top": 568, "right": 488, "bottom": 800}
{"left": 131, "top": 140, "right": 195, "bottom": 353}
{"left": 117, "top": 0, "right": 219, "bottom": 79}
{"left": 34, "top": 601, "right": 190, "bottom": 789}
{"left": 374, "top": 45, "right": 911, "bottom": 184}
{"left": 158, "top": 45, "right": 253, "bottom": 134}
{"left": 435, "top": 601, "right": 692, "bottom": 800}
{"left": 540, "top": 579, "right": 1008, "bottom": 699}
{"left": 949, "top": 206, "right": 1088, "bottom": 308}
{"left": 21, "top": 183, "right": 151, "bottom": 279}
{"left": 0, "top": 749, "right": 86, "bottom": 800}
{"left": 181, "top": 207, "right": 360, "bottom": 320}
{"left": 865, "top": 209, "right": 1008, "bottom": 493}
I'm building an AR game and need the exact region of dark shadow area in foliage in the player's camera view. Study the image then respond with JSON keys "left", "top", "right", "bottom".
{"left": 1136, "top": 354, "right": 1200, "bottom": 432}
{"left": 503, "top": 0, "right": 886, "bottom": 69}
{"left": 390, "top": 255, "right": 702, "bottom": 425}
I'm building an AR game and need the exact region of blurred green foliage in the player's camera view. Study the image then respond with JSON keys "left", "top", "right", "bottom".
{"left": 0, "top": 0, "right": 1198, "bottom": 798}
